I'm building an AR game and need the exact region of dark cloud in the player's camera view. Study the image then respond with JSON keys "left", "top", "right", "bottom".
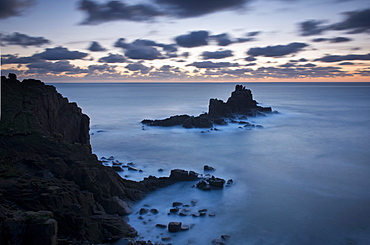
{"left": 0, "top": 32, "right": 50, "bottom": 46}
{"left": 247, "top": 42, "right": 308, "bottom": 57}
{"left": 77, "top": 0, "right": 252, "bottom": 24}
{"left": 33, "top": 47, "right": 88, "bottom": 60}
{"left": 202, "top": 50, "right": 233, "bottom": 59}
{"left": 246, "top": 31, "right": 260, "bottom": 37}
{"left": 78, "top": 0, "right": 163, "bottom": 24}
{"left": 279, "top": 63, "right": 295, "bottom": 68}
{"left": 330, "top": 8, "right": 370, "bottom": 34}
{"left": 0, "top": 0, "right": 34, "bottom": 19}
{"left": 209, "top": 33, "right": 255, "bottom": 46}
{"left": 154, "top": 0, "right": 249, "bottom": 18}
{"left": 312, "top": 37, "right": 352, "bottom": 43}
{"left": 115, "top": 38, "right": 177, "bottom": 52}
{"left": 175, "top": 31, "right": 209, "bottom": 48}
{"left": 88, "top": 41, "right": 106, "bottom": 51}
{"left": 88, "top": 64, "right": 117, "bottom": 73}
{"left": 252, "top": 66, "right": 349, "bottom": 79}
{"left": 299, "top": 8, "right": 370, "bottom": 36}
{"left": 299, "top": 63, "right": 316, "bottom": 67}
{"left": 354, "top": 68, "right": 370, "bottom": 76}
{"left": 26, "top": 61, "right": 85, "bottom": 74}
{"left": 236, "top": 37, "right": 254, "bottom": 43}
{"left": 132, "top": 39, "right": 178, "bottom": 52}
{"left": 210, "top": 33, "right": 232, "bottom": 46}
{"left": 114, "top": 38, "right": 128, "bottom": 49}
{"left": 299, "top": 20, "right": 327, "bottom": 36}
{"left": 245, "top": 56, "right": 257, "bottom": 62}
{"left": 315, "top": 53, "right": 370, "bottom": 62}
{"left": 98, "top": 53, "right": 126, "bottom": 63}
{"left": 339, "top": 62, "right": 355, "bottom": 65}
{"left": 290, "top": 58, "right": 308, "bottom": 62}
{"left": 186, "top": 61, "right": 240, "bottom": 69}
{"left": 125, "top": 62, "right": 152, "bottom": 73}
{"left": 125, "top": 46, "right": 162, "bottom": 60}
{"left": 114, "top": 38, "right": 177, "bottom": 59}
{"left": 1, "top": 54, "right": 39, "bottom": 64}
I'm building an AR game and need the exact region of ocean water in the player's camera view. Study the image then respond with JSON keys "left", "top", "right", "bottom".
{"left": 51, "top": 82, "right": 370, "bottom": 245}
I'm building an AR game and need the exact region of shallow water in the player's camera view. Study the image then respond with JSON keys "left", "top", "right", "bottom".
{"left": 52, "top": 82, "right": 370, "bottom": 245}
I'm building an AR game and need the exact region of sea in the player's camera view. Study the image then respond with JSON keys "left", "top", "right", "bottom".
{"left": 51, "top": 82, "right": 370, "bottom": 245}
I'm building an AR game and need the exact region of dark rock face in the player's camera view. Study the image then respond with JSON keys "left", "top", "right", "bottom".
{"left": 1, "top": 74, "right": 89, "bottom": 144}
{"left": 0, "top": 74, "right": 197, "bottom": 244}
{"left": 142, "top": 84, "right": 273, "bottom": 128}
{"left": 209, "top": 84, "right": 271, "bottom": 118}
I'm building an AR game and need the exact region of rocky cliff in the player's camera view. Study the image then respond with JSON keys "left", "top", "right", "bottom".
{"left": 0, "top": 74, "right": 185, "bottom": 244}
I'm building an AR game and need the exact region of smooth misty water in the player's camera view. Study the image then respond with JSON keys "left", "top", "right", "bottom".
{"left": 52, "top": 82, "right": 370, "bottom": 245}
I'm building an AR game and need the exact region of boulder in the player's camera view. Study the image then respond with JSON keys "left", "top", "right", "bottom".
{"left": 204, "top": 165, "right": 215, "bottom": 171}
{"left": 168, "top": 222, "right": 182, "bottom": 232}
{"left": 169, "top": 169, "right": 199, "bottom": 181}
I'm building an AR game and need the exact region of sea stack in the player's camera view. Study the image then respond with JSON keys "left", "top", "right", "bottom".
{"left": 142, "top": 84, "right": 273, "bottom": 128}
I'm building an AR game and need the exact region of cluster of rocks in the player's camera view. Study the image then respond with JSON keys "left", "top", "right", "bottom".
{"left": 142, "top": 84, "right": 274, "bottom": 129}
{"left": 100, "top": 156, "right": 143, "bottom": 173}
{"left": 130, "top": 199, "right": 229, "bottom": 244}
{"left": 166, "top": 200, "right": 216, "bottom": 218}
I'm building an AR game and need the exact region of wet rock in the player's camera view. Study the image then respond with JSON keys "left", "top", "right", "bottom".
{"left": 169, "top": 169, "right": 199, "bottom": 181}
{"left": 191, "top": 199, "right": 198, "bottom": 205}
{"left": 204, "top": 165, "right": 215, "bottom": 171}
{"left": 221, "top": 234, "right": 230, "bottom": 241}
{"left": 139, "top": 208, "right": 149, "bottom": 215}
{"left": 128, "top": 166, "right": 139, "bottom": 171}
{"left": 168, "top": 222, "right": 182, "bottom": 232}
{"left": 195, "top": 180, "right": 211, "bottom": 191}
{"left": 149, "top": 208, "right": 158, "bottom": 214}
{"left": 170, "top": 208, "right": 179, "bottom": 213}
{"left": 172, "top": 201, "right": 183, "bottom": 207}
{"left": 155, "top": 224, "right": 167, "bottom": 228}
{"left": 212, "top": 238, "right": 225, "bottom": 245}
{"left": 112, "top": 165, "right": 123, "bottom": 171}
{"left": 181, "top": 225, "right": 190, "bottom": 231}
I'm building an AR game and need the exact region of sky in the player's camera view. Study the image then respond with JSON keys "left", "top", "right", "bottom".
{"left": 0, "top": 0, "right": 370, "bottom": 82}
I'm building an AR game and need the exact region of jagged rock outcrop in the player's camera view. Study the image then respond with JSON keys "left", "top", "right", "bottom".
{"left": 142, "top": 84, "right": 273, "bottom": 128}
{"left": 209, "top": 84, "right": 272, "bottom": 118}
{"left": 0, "top": 74, "right": 200, "bottom": 244}
{"left": 1, "top": 74, "right": 89, "bottom": 144}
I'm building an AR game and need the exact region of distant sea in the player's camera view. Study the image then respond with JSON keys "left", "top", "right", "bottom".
{"left": 51, "top": 82, "right": 370, "bottom": 245}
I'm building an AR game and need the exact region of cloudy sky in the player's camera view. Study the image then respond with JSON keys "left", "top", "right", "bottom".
{"left": 1, "top": 0, "right": 369, "bottom": 82}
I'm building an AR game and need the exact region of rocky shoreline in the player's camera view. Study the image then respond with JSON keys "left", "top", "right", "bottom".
{"left": 0, "top": 74, "right": 231, "bottom": 244}
{"left": 142, "top": 84, "right": 275, "bottom": 129}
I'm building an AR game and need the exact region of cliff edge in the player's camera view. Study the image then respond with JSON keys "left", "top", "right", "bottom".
{"left": 0, "top": 74, "right": 175, "bottom": 244}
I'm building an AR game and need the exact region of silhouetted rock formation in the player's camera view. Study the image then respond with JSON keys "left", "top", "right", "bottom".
{"left": 142, "top": 85, "right": 273, "bottom": 128}
{"left": 0, "top": 74, "right": 203, "bottom": 244}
